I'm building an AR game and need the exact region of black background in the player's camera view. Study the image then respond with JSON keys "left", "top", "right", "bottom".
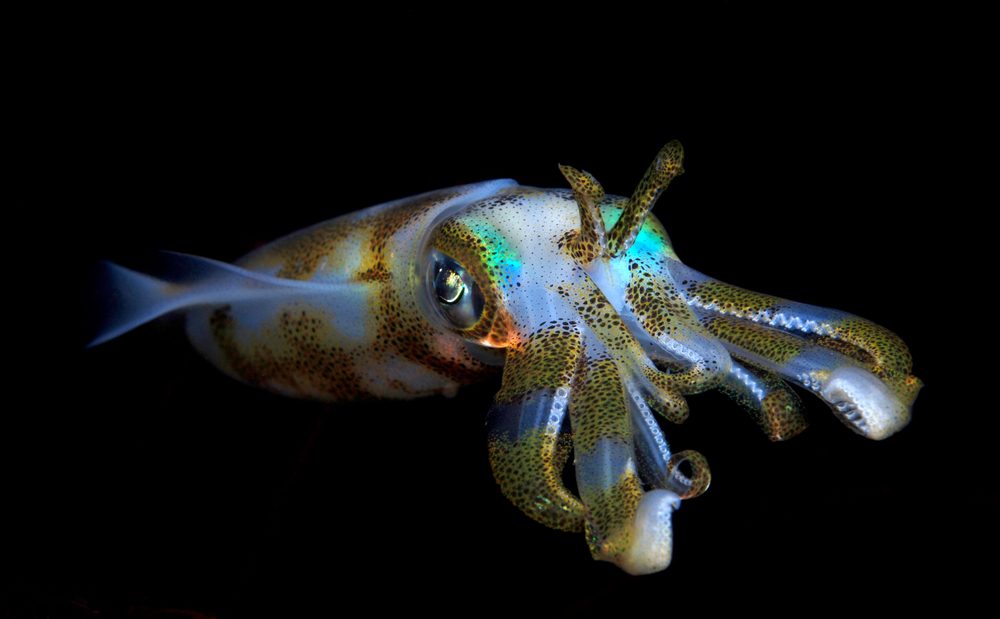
{"left": 8, "top": 14, "right": 992, "bottom": 618}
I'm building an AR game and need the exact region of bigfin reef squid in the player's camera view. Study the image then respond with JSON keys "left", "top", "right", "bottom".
{"left": 90, "top": 141, "right": 922, "bottom": 575}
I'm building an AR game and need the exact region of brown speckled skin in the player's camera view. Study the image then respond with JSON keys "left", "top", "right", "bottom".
{"left": 559, "top": 164, "right": 607, "bottom": 265}
{"left": 488, "top": 323, "right": 587, "bottom": 532}
{"left": 186, "top": 183, "right": 516, "bottom": 401}
{"left": 606, "top": 140, "right": 685, "bottom": 257}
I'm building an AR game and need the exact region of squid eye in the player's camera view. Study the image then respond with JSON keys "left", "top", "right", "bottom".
{"left": 427, "top": 250, "right": 484, "bottom": 329}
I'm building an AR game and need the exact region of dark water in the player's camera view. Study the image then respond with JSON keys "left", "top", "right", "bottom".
{"left": 11, "top": 34, "right": 991, "bottom": 617}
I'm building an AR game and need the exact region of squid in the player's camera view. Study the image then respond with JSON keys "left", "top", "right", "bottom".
{"left": 90, "top": 141, "right": 922, "bottom": 575}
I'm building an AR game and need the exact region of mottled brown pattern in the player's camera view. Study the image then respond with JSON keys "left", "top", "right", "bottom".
{"left": 890, "top": 373, "right": 924, "bottom": 407}
{"left": 356, "top": 263, "right": 391, "bottom": 283}
{"left": 606, "top": 140, "right": 684, "bottom": 257}
{"left": 485, "top": 283, "right": 588, "bottom": 534}
{"left": 639, "top": 365, "right": 690, "bottom": 423}
{"left": 556, "top": 275, "right": 690, "bottom": 422}
{"left": 570, "top": 356, "right": 632, "bottom": 455}
{"left": 830, "top": 317, "right": 913, "bottom": 380}
{"left": 761, "top": 389, "right": 809, "bottom": 441}
{"left": 582, "top": 470, "right": 644, "bottom": 562}
{"left": 625, "top": 264, "right": 692, "bottom": 339}
{"left": 271, "top": 223, "right": 356, "bottom": 280}
{"left": 359, "top": 192, "right": 494, "bottom": 384}
{"left": 570, "top": 355, "right": 645, "bottom": 561}
{"left": 559, "top": 164, "right": 607, "bottom": 264}
{"left": 721, "top": 360, "right": 807, "bottom": 441}
{"left": 495, "top": 323, "right": 583, "bottom": 404}
{"left": 685, "top": 280, "right": 783, "bottom": 319}
{"left": 688, "top": 279, "right": 922, "bottom": 411}
{"left": 804, "top": 316, "right": 917, "bottom": 404}
{"left": 487, "top": 427, "right": 584, "bottom": 533}
{"left": 371, "top": 274, "right": 489, "bottom": 384}
{"left": 667, "top": 450, "right": 711, "bottom": 499}
{"left": 625, "top": 262, "right": 722, "bottom": 397}
{"left": 815, "top": 335, "right": 878, "bottom": 366}
{"left": 111, "top": 136, "right": 931, "bottom": 579}
{"left": 366, "top": 193, "right": 457, "bottom": 269}
{"left": 703, "top": 315, "right": 804, "bottom": 365}
{"left": 210, "top": 306, "right": 366, "bottom": 399}
{"left": 220, "top": 189, "right": 497, "bottom": 397}
{"left": 555, "top": 280, "right": 634, "bottom": 353}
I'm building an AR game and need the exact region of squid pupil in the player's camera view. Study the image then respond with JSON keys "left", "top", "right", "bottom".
{"left": 436, "top": 268, "right": 466, "bottom": 304}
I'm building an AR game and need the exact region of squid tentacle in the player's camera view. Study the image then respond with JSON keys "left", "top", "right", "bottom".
{"left": 555, "top": 266, "right": 736, "bottom": 426}
{"left": 626, "top": 386, "right": 712, "bottom": 498}
{"left": 560, "top": 141, "right": 728, "bottom": 422}
{"left": 622, "top": 261, "right": 731, "bottom": 396}
{"left": 626, "top": 378, "right": 675, "bottom": 489}
{"left": 554, "top": 273, "right": 691, "bottom": 424}
{"left": 661, "top": 259, "right": 921, "bottom": 439}
{"left": 695, "top": 307, "right": 915, "bottom": 439}
{"left": 641, "top": 339, "right": 806, "bottom": 442}
{"left": 606, "top": 140, "right": 685, "bottom": 257}
{"left": 559, "top": 164, "right": 607, "bottom": 265}
{"left": 666, "top": 450, "right": 712, "bottom": 499}
{"left": 486, "top": 322, "right": 586, "bottom": 532}
{"left": 670, "top": 259, "right": 919, "bottom": 393}
{"left": 719, "top": 359, "right": 808, "bottom": 441}
{"left": 569, "top": 347, "right": 682, "bottom": 575}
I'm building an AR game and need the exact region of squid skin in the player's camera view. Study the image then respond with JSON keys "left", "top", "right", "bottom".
{"left": 90, "top": 141, "right": 921, "bottom": 575}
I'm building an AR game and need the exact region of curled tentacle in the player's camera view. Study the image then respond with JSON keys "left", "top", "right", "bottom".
{"left": 666, "top": 450, "right": 711, "bottom": 499}
{"left": 626, "top": 382, "right": 711, "bottom": 499}
{"left": 487, "top": 322, "right": 586, "bottom": 532}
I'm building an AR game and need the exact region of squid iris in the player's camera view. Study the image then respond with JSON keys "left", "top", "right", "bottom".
{"left": 90, "top": 141, "right": 921, "bottom": 575}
